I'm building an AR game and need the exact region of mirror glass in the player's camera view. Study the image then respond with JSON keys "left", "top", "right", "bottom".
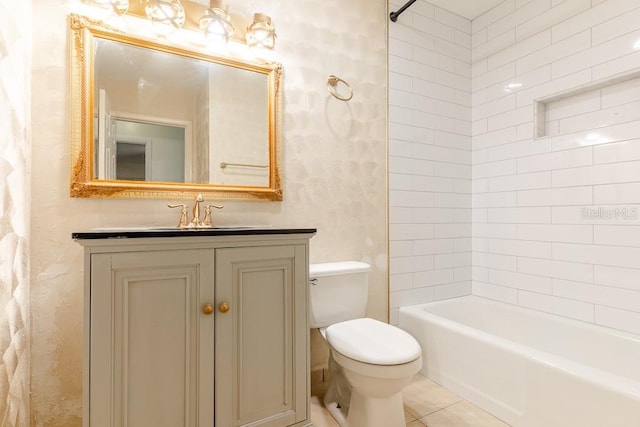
{"left": 70, "top": 14, "right": 282, "bottom": 200}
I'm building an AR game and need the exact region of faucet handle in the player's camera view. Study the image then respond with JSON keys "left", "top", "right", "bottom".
{"left": 202, "top": 204, "right": 224, "bottom": 228}
{"left": 167, "top": 203, "right": 189, "bottom": 228}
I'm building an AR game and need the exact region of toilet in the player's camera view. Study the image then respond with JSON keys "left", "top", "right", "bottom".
{"left": 309, "top": 261, "right": 422, "bottom": 427}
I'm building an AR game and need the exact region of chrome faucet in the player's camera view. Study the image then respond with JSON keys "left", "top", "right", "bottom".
{"left": 168, "top": 194, "right": 223, "bottom": 228}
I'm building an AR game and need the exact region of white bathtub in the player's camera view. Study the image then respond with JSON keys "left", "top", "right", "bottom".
{"left": 398, "top": 295, "right": 640, "bottom": 427}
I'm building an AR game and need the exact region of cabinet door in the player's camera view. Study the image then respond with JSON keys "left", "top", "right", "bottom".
{"left": 90, "top": 250, "right": 215, "bottom": 427}
{"left": 215, "top": 245, "right": 308, "bottom": 427}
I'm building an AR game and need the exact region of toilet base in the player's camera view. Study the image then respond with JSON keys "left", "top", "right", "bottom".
{"left": 347, "top": 388, "right": 406, "bottom": 427}
{"left": 323, "top": 386, "right": 406, "bottom": 427}
{"left": 322, "top": 355, "right": 408, "bottom": 427}
{"left": 323, "top": 394, "right": 348, "bottom": 426}
{"left": 322, "top": 355, "right": 351, "bottom": 426}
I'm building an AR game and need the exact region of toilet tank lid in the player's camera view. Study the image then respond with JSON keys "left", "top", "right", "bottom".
{"left": 309, "top": 261, "right": 371, "bottom": 278}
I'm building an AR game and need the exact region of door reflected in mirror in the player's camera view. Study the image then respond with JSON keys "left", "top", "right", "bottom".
{"left": 113, "top": 120, "right": 186, "bottom": 183}
{"left": 70, "top": 14, "right": 282, "bottom": 200}
{"left": 116, "top": 142, "right": 147, "bottom": 181}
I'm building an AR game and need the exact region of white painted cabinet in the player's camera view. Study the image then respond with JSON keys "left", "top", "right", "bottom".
{"left": 76, "top": 231, "right": 314, "bottom": 427}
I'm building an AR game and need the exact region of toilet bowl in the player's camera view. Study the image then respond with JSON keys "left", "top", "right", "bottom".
{"left": 309, "top": 262, "right": 422, "bottom": 427}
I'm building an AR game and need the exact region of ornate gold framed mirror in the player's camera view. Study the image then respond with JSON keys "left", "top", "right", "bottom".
{"left": 69, "top": 14, "right": 282, "bottom": 200}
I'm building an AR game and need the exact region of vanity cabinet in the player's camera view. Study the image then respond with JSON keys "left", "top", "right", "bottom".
{"left": 75, "top": 229, "right": 315, "bottom": 427}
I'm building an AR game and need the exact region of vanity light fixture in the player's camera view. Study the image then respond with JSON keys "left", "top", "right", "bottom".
{"left": 245, "top": 13, "right": 276, "bottom": 50}
{"left": 199, "top": 0, "right": 235, "bottom": 43}
{"left": 81, "top": 0, "right": 129, "bottom": 15}
{"left": 144, "top": 0, "right": 186, "bottom": 31}
{"left": 81, "top": 0, "right": 277, "bottom": 50}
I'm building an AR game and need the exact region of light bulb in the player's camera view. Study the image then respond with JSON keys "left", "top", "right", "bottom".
{"left": 145, "top": 0, "right": 186, "bottom": 33}
{"left": 245, "top": 13, "right": 276, "bottom": 50}
{"left": 199, "top": 0, "right": 234, "bottom": 43}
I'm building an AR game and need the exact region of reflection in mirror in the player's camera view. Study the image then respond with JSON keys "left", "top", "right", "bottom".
{"left": 114, "top": 120, "right": 186, "bottom": 182}
{"left": 70, "top": 14, "right": 282, "bottom": 200}
{"left": 94, "top": 38, "right": 269, "bottom": 186}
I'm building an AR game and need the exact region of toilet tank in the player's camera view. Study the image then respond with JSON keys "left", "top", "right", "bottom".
{"left": 308, "top": 261, "right": 371, "bottom": 328}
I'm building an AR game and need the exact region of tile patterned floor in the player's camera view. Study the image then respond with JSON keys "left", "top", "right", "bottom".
{"left": 310, "top": 374, "right": 510, "bottom": 427}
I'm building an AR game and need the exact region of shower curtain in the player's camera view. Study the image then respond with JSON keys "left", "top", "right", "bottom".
{"left": 0, "top": 0, "right": 31, "bottom": 425}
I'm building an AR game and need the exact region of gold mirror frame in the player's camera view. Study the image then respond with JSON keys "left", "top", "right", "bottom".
{"left": 69, "top": 14, "right": 282, "bottom": 200}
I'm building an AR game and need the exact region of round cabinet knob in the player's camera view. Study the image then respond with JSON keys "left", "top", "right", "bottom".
{"left": 218, "top": 302, "right": 230, "bottom": 313}
{"left": 202, "top": 303, "right": 214, "bottom": 315}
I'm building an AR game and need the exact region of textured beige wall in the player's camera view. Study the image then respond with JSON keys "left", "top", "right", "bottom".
{"left": 0, "top": 1, "right": 31, "bottom": 425}
{"left": 30, "top": 0, "right": 387, "bottom": 424}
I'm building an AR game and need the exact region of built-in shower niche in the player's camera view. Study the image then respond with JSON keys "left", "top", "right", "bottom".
{"left": 534, "top": 69, "right": 640, "bottom": 140}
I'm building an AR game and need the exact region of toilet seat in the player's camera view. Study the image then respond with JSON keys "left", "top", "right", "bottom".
{"left": 325, "top": 318, "right": 422, "bottom": 365}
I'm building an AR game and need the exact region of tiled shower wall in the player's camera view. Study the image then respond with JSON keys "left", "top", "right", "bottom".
{"left": 472, "top": 0, "right": 640, "bottom": 335}
{"left": 388, "top": 0, "right": 473, "bottom": 323}
{"left": 0, "top": 0, "right": 30, "bottom": 425}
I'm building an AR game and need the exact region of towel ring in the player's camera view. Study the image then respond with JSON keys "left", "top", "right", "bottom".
{"left": 327, "top": 75, "right": 353, "bottom": 101}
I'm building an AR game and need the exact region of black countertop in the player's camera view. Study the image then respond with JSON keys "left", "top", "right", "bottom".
{"left": 72, "top": 227, "right": 317, "bottom": 240}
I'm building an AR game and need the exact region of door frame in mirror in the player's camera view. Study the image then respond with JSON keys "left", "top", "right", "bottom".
{"left": 69, "top": 14, "right": 282, "bottom": 200}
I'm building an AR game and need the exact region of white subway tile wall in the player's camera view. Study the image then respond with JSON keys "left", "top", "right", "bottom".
{"left": 389, "top": 0, "right": 640, "bottom": 334}
{"left": 389, "top": 0, "right": 472, "bottom": 324}
{"left": 473, "top": 0, "right": 640, "bottom": 334}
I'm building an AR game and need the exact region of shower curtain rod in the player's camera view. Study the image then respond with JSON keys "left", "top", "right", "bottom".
{"left": 390, "top": 0, "right": 417, "bottom": 22}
